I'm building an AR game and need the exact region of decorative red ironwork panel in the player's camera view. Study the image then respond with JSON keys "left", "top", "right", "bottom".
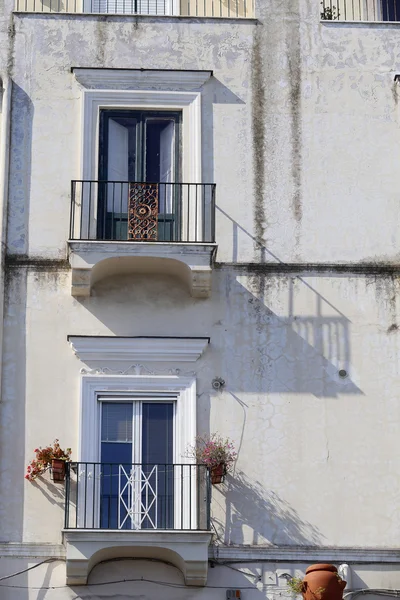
{"left": 128, "top": 183, "right": 159, "bottom": 241}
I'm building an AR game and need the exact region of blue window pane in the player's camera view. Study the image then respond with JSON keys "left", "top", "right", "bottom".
{"left": 382, "top": 0, "right": 400, "bottom": 20}
{"left": 101, "top": 403, "right": 132, "bottom": 442}
{"left": 142, "top": 403, "right": 173, "bottom": 529}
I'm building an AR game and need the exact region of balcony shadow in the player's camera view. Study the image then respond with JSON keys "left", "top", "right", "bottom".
{"left": 216, "top": 271, "right": 361, "bottom": 398}
{"left": 214, "top": 206, "right": 363, "bottom": 397}
{"left": 212, "top": 470, "right": 323, "bottom": 546}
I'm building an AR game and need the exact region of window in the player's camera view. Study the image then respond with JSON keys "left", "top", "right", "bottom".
{"left": 84, "top": 0, "right": 178, "bottom": 15}
{"left": 100, "top": 398, "right": 174, "bottom": 529}
{"left": 74, "top": 372, "right": 202, "bottom": 530}
{"left": 97, "top": 110, "right": 181, "bottom": 241}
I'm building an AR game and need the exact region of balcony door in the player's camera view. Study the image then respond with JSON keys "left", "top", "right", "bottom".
{"left": 100, "top": 400, "right": 174, "bottom": 530}
{"left": 98, "top": 109, "right": 181, "bottom": 242}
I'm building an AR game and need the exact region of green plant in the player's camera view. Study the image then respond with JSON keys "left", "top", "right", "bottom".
{"left": 320, "top": 2, "right": 340, "bottom": 19}
{"left": 188, "top": 434, "right": 237, "bottom": 470}
{"left": 287, "top": 577, "right": 305, "bottom": 595}
{"left": 25, "top": 439, "right": 71, "bottom": 481}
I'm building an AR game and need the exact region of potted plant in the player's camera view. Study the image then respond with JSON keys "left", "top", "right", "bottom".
{"left": 25, "top": 439, "right": 72, "bottom": 483}
{"left": 287, "top": 565, "right": 346, "bottom": 600}
{"left": 189, "top": 434, "right": 237, "bottom": 484}
{"left": 320, "top": 2, "right": 339, "bottom": 19}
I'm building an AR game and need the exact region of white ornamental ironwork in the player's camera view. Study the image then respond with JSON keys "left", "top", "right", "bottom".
{"left": 118, "top": 465, "right": 158, "bottom": 530}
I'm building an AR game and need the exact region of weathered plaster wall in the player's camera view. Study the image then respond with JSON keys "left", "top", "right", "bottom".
{"left": 1, "top": 0, "right": 400, "bottom": 596}
{"left": 1, "top": 268, "right": 399, "bottom": 547}
{"left": 1, "top": 3, "right": 400, "bottom": 263}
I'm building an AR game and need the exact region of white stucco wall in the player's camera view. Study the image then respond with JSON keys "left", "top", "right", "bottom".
{"left": 0, "top": 269, "right": 399, "bottom": 547}
{"left": 1, "top": 0, "right": 400, "bottom": 597}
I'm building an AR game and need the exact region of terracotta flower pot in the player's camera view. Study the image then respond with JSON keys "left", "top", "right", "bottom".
{"left": 51, "top": 459, "right": 66, "bottom": 483}
{"left": 303, "top": 564, "right": 346, "bottom": 600}
{"left": 210, "top": 463, "right": 226, "bottom": 484}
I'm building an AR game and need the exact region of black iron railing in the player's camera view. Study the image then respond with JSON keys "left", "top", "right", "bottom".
{"left": 15, "top": 0, "right": 254, "bottom": 17}
{"left": 70, "top": 181, "right": 216, "bottom": 244}
{"left": 321, "top": 0, "right": 400, "bottom": 21}
{"left": 64, "top": 462, "right": 211, "bottom": 531}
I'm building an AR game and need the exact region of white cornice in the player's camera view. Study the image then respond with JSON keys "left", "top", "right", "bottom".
{"left": 68, "top": 336, "right": 209, "bottom": 363}
{"left": 73, "top": 68, "right": 212, "bottom": 90}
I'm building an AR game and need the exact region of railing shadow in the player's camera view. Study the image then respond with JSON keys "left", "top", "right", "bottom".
{"left": 212, "top": 470, "right": 323, "bottom": 546}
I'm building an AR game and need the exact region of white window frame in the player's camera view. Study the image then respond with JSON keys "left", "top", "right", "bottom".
{"left": 79, "top": 374, "right": 196, "bottom": 465}
{"left": 78, "top": 374, "right": 197, "bottom": 530}
{"left": 81, "top": 89, "right": 201, "bottom": 184}
{"left": 77, "top": 90, "right": 202, "bottom": 241}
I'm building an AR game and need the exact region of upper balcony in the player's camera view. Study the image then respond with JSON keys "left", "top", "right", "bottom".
{"left": 63, "top": 462, "right": 212, "bottom": 586}
{"left": 68, "top": 181, "right": 217, "bottom": 298}
{"left": 321, "top": 0, "right": 400, "bottom": 21}
{"left": 14, "top": 0, "right": 254, "bottom": 17}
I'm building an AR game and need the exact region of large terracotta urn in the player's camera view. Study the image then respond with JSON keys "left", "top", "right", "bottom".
{"left": 303, "top": 564, "right": 346, "bottom": 600}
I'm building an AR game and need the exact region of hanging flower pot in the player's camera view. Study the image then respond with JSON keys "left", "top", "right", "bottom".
{"left": 51, "top": 459, "right": 66, "bottom": 483}
{"left": 303, "top": 564, "right": 346, "bottom": 600}
{"left": 210, "top": 463, "right": 226, "bottom": 484}
{"left": 25, "top": 440, "right": 72, "bottom": 482}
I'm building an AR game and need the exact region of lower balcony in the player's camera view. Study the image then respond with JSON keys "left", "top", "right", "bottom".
{"left": 63, "top": 462, "right": 212, "bottom": 586}
{"left": 68, "top": 181, "right": 217, "bottom": 298}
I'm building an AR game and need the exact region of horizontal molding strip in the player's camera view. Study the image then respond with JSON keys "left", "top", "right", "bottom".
{"left": 0, "top": 543, "right": 66, "bottom": 558}
{"left": 210, "top": 546, "right": 400, "bottom": 563}
{"left": 215, "top": 263, "right": 400, "bottom": 275}
{"left": 2, "top": 543, "right": 400, "bottom": 563}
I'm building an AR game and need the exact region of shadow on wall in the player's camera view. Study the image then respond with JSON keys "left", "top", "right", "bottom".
{"left": 219, "top": 271, "right": 361, "bottom": 398}
{"left": 212, "top": 470, "right": 323, "bottom": 546}
{"left": 78, "top": 268, "right": 361, "bottom": 399}
{"left": 7, "top": 83, "right": 34, "bottom": 255}
{"left": 202, "top": 76, "right": 245, "bottom": 184}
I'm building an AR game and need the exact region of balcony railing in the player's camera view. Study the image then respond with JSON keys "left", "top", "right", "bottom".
{"left": 15, "top": 0, "right": 254, "bottom": 17}
{"left": 70, "top": 181, "right": 216, "bottom": 244}
{"left": 64, "top": 462, "right": 211, "bottom": 531}
{"left": 321, "top": 0, "right": 400, "bottom": 21}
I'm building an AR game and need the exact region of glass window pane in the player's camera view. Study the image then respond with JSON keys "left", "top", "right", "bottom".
{"left": 101, "top": 402, "right": 133, "bottom": 442}
{"left": 145, "top": 119, "right": 175, "bottom": 184}
{"left": 142, "top": 403, "right": 173, "bottom": 464}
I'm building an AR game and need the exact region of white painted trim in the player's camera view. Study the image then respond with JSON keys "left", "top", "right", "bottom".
{"left": 74, "top": 69, "right": 212, "bottom": 90}
{"left": 80, "top": 89, "right": 202, "bottom": 184}
{"left": 69, "top": 336, "right": 209, "bottom": 363}
{"left": 79, "top": 375, "right": 196, "bottom": 464}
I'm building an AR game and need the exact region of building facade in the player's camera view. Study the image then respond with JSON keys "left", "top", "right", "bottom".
{"left": 1, "top": 0, "right": 400, "bottom": 598}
